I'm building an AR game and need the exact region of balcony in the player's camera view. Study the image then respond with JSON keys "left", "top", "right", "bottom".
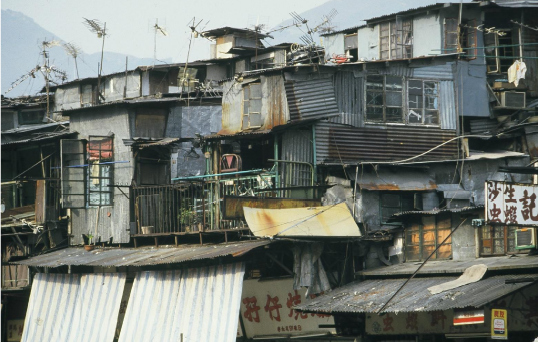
{"left": 132, "top": 171, "right": 276, "bottom": 235}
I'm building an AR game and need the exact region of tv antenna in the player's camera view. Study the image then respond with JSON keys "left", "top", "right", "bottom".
{"left": 4, "top": 40, "right": 67, "bottom": 117}
{"left": 83, "top": 18, "right": 107, "bottom": 102}
{"left": 63, "top": 42, "right": 82, "bottom": 79}
{"left": 153, "top": 19, "right": 168, "bottom": 66}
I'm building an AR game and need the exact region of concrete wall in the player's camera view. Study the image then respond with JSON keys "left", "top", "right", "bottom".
{"left": 206, "top": 64, "right": 226, "bottom": 82}
{"left": 357, "top": 26, "right": 380, "bottom": 61}
{"left": 322, "top": 33, "right": 346, "bottom": 58}
{"left": 101, "top": 72, "right": 141, "bottom": 101}
{"left": 451, "top": 213, "right": 477, "bottom": 261}
{"left": 54, "top": 84, "right": 81, "bottom": 111}
{"left": 68, "top": 108, "right": 134, "bottom": 245}
{"left": 413, "top": 13, "right": 442, "bottom": 58}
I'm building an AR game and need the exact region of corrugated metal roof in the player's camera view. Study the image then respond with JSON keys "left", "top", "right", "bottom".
{"left": 244, "top": 203, "right": 362, "bottom": 237}
{"left": 15, "top": 240, "right": 271, "bottom": 267}
{"left": 294, "top": 274, "right": 536, "bottom": 314}
{"left": 489, "top": 0, "right": 538, "bottom": 7}
{"left": 359, "top": 254, "right": 538, "bottom": 277}
{"left": 364, "top": 3, "right": 477, "bottom": 23}
{"left": 21, "top": 273, "right": 126, "bottom": 342}
{"left": 285, "top": 78, "right": 340, "bottom": 122}
{"left": 1, "top": 130, "right": 74, "bottom": 146}
{"left": 355, "top": 169, "right": 436, "bottom": 191}
{"left": 2, "top": 121, "right": 69, "bottom": 134}
{"left": 392, "top": 205, "right": 484, "bottom": 217}
{"left": 118, "top": 263, "right": 245, "bottom": 342}
{"left": 136, "top": 137, "right": 180, "bottom": 148}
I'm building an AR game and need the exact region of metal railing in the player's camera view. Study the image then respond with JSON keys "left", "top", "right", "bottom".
{"left": 132, "top": 171, "right": 276, "bottom": 234}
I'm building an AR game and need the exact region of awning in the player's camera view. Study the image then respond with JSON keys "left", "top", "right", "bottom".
{"left": 15, "top": 240, "right": 271, "bottom": 267}
{"left": 118, "top": 263, "right": 245, "bottom": 342}
{"left": 354, "top": 169, "right": 436, "bottom": 191}
{"left": 294, "top": 274, "right": 537, "bottom": 314}
{"left": 243, "top": 202, "right": 362, "bottom": 237}
{"left": 22, "top": 273, "right": 126, "bottom": 342}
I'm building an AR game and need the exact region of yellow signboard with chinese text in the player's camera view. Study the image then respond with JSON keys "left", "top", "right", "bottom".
{"left": 491, "top": 309, "right": 508, "bottom": 340}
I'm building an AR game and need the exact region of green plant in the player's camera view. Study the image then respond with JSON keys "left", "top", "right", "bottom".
{"left": 179, "top": 208, "right": 195, "bottom": 225}
{"left": 84, "top": 233, "right": 94, "bottom": 245}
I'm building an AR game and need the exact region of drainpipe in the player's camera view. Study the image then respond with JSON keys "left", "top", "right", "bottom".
{"left": 274, "top": 135, "right": 280, "bottom": 194}
{"left": 312, "top": 125, "right": 317, "bottom": 184}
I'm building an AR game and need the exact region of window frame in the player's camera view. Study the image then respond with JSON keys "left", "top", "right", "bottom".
{"left": 407, "top": 79, "right": 440, "bottom": 125}
{"left": 365, "top": 75, "right": 404, "bottom": 123}
{"left": 485, "top": 28, "right": 519, "bottom": 74}
{"left": 405, "top": 214, "right": 452, "bottom": 262}
{"left": 479, "top": 225, "right": 528, "bottom": 256}
{"left": 379, "top": 192, "right": 415, "bottom": 224}
{"left": 87, "top": 135, "right": 114, "bottom": 207}
{"left": 379, "top": 18, "right": 413, "bottom": 60}
{"left": 443, "top": 18, "right": 478, "bottom": 59}
{"left": 241, "top": 82, "right": 262, "bottom": 130}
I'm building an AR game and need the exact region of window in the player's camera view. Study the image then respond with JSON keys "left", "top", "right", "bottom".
{"left": 88, "top": 136, "right": 114, "bottom": 206}
{"left": 242, "top": 82, "right": 262, "bottom": 129}
{"left": 405, "top": 214, "right": 452, "bottom": 261}
{"left": 18, "top": 110, "right": 44, "bottom": 125}
{"left": 379, "top": 18, "right": 413, "bottom": 60}
{"left": 479, "top": 225, "right": 528, "bottom": 256}
{"left": 407, "top": 80, "right": 439, "bottom": 125}
{"left": 444, "top": 19, "right": 478, "bottom": 59}
{"left": 485, "top": 29, "right": 519, "bottom": 73}
{"left": 380, "top": 192, "right": 415, "bottom": 224}
{"left": 366, "top": 75, "right": 403, "bottom": 123}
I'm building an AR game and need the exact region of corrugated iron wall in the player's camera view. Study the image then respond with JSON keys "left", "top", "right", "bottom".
{"left": 262, "top": 75, "right": 289, "bottom": 129}
{"left": 285, "top": 78, "right": 340, "bottom": 121}
{"left": 22, "top": 273, "right": 126, "bottom": 342}
{"left": 118, "top": 263, "right": 245, "bottom": 342}
{"left": 440, "top": 80, "right": 457, "bottom": 130}
{"left": 315, "top": 122, "right": 458, "bottom": 164}
{"left": 332, "top": 71, "right": 363, "bottom": 127}
{"left": 413, "top": 63, "right": 454, "bottom": 80}
{"left": 281, "top": 129, "right": 314, "bottom": 188}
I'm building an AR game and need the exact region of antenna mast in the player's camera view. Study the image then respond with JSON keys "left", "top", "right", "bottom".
{"left": 83, "top": 18, "right": 107, "bottom": 103}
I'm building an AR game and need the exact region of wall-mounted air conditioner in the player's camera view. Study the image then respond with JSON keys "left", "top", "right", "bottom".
{"left": 500, "top": 92, "right": 526, "bottom": 108}
{"left": 515, "top": 227, "right": 537, "bottom": 249}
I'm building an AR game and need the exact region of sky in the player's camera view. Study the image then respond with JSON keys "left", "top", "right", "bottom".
{"left": 2, "top": 0, "right": 329, "bottom": 62}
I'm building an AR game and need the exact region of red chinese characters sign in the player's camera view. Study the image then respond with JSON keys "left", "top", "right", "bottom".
{"left": 240, "top": 278, "right": 335, "bottom": 338}
{"left": 486, "top": 181, "right": 538, "bottom": 226}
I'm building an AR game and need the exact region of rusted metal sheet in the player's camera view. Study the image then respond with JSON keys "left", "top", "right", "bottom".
{"left": 315, "top": 122, "right": 458, "bottom": 164}
{"left": 136, "top": 137, "right": 180, "bottom": 148}
{"left": 223, "top": 196, "right": 320, "bottom": 219}
{"left": 294, "top": 274, "right": 535, "bottom": 314}
{"left": 285, "top": 78, "right": 340, "bottom": 121}
{"left": 15, "top": 240, "right": 271, "bottom": 267}
{"left": 355, "top": 169, "right": 436, "bottom": 191}
{"left": 244, "top": 202, "right": 361, "bottom": 237}
{"left": 263, "top": 75, "right": 288, "bottom": 129}
{"left": 35, "top": 180, "right": 46, "bottom": 224}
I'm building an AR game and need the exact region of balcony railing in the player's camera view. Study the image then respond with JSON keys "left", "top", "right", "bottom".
{"left": 132, "top": 171, "right": 276, "bottom": 235}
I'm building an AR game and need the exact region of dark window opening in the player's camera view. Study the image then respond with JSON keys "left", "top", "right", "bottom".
{"left": 366, "top": 75, "right": 403, "bottom": 123}
{"left": 380, "top": 192, "right": 415, "bottom": 224}
{"left": 18, "top": 110, "right": 45, "bottom": 125}
{"left": 136, "top": 148, "right": 170, "bottom": 185}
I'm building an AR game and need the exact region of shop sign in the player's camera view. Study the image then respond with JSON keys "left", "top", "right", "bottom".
{"left": 240, "top": 278, "right": 336, "bottom": 338}
{"left": 491, "top": 309, "right": 508, "bottom": 340}
{"left": 486, "top": 181, "right": 538, "bottom": 226}
{"left": 453, "top": 309, "right": 484, "bottom": 325}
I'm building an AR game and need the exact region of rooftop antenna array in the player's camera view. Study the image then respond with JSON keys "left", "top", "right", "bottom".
{"left": 63, "top": 42, "right": 82, "bottom": 79}
{"left": 83, "top": 18, "right": 107, "bottom": 103}
{"left": 153, "top": 19, "right": 168, "bottom": 66}
{"left": 181, "top": 17, "right": 207, "bottom": 103}
{"left": 4, "top": 40, "right": 67, "bottom": 118}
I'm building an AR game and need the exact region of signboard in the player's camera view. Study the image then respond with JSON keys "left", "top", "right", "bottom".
{"left": 7, "top": 320, "right": 24, "bottom": 342}
{"left": 486, "top": 181, "right": 538, "bottom": 226}
{"left": 240, "top": 278, "right": 336, "bottom": 338}
{"left": 491, "top": 309, "right": 508, "bottom": 340}
{"left": 453, "top": 309, "right": 484, "bottom": 325}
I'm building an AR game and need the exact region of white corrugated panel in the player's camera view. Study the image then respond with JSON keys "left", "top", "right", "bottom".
{"left": 119, "top": 263, "right": 245, "bottom": 342}
{"left": 21, "top": 273, "right": 126, "bottom": 342}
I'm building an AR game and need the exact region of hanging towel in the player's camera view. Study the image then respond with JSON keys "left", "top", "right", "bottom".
{"left": 507, "top": 60, "right": 527, "bottom": 87}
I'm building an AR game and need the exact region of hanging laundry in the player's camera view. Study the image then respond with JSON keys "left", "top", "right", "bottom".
{"left": 507, "top": 60, "right": 527, "bottom": 87}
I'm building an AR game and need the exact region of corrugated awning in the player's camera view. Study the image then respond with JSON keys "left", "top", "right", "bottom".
{"left": 354, "top": 169, "right": 436, "bottom": 191}
{"left": 135, "top": 137, "right": 180, "bottom": 148}
{"left": 294, "top": 274, "right": 537, "bottom": 314}
{"left": 15, "top": 240, "right": 271, "bottom": 267}
{"left": 243, "top": 202, "right": 362, "bottom": 237}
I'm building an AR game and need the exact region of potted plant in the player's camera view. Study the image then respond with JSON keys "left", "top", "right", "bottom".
{"left": 83, "top": 233, "right": 95, "bottom": 251}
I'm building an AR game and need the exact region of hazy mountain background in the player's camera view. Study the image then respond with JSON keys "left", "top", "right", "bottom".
{"left": 2, "top": 9, "right": 159, "bottom": 97}
{"left": 2, "top": 0, "right": 472, "bottom": 97}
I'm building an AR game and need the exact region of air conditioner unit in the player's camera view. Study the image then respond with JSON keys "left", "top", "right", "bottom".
{"left": 500, "top": 92, "right": 526, "bottom": 108}
{"left": 515, "top": 227, "right": 537, "bottom": 250}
